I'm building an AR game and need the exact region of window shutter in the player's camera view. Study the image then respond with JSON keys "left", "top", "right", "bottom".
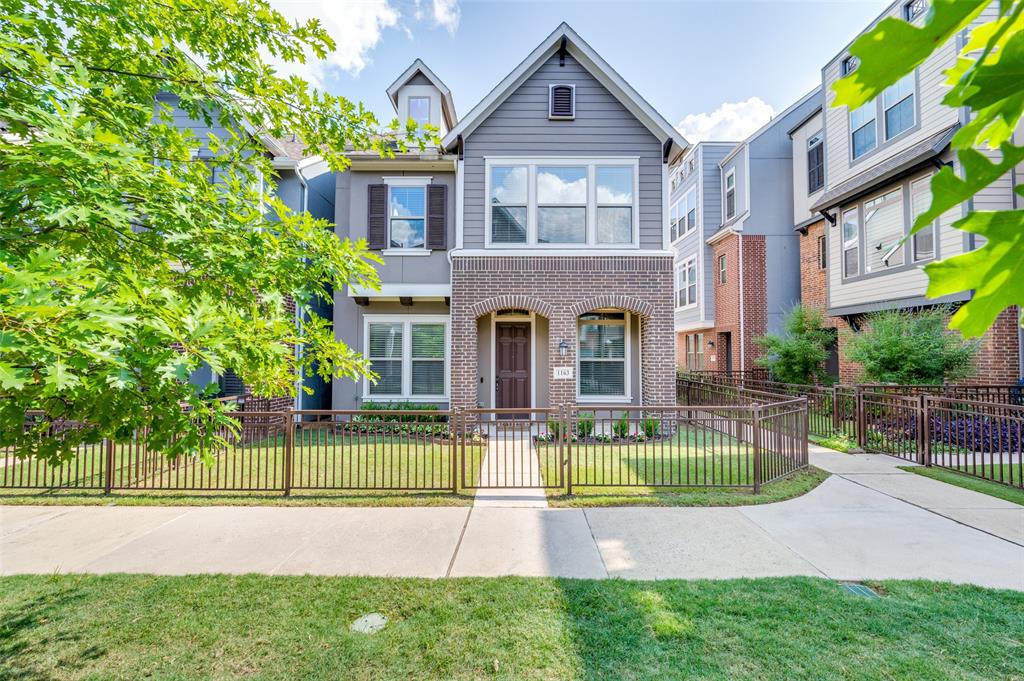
{"left": 549, "top": 85, "right": 575, "bottom": 119}
{"left": 367, "top": 184, "right": 387, "bottom": 250}
{"left": 426, "top": 184, "right": 447, "bottom": 250}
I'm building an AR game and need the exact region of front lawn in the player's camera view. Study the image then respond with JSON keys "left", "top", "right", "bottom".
{"left": 898, "top": 465, "right": 1024, "bottom": 506}
{"left": 1, "top": 575, "right": 1021, "bottom": 680}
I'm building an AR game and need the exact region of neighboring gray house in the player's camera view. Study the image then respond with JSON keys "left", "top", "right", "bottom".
{"left": 675, "top": 87, "right": 821, "bottom": 373}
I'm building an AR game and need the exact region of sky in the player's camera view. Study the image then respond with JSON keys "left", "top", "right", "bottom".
{"left": 269, "top": 0, "right": 889, "bottom": 142}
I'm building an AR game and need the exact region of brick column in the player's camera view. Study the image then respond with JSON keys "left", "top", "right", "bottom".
{"left": 548, "top": 309, "right": 577, "bottom": 407}
{"left": 449, "top": 297, "right": 478, "bottom": 411}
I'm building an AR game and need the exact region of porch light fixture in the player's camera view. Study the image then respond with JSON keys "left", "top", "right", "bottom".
{"left": 558, "top": 340, "right": 569, "bottom": 357}
{"left": 707, "top": 340, "right": 715, "bottom": 348}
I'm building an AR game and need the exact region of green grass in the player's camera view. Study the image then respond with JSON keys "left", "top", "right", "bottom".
{"left": 810, "top": 432, "right": 857, "bottom": 453}
{"left": 1, "top": 575, "right": 1021, "bottom": 680}
{"left": 898, "top": 465, "right": 1024, "bottom": 506}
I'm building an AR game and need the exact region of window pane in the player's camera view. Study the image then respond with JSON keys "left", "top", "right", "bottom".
{"left": 844, "top": 248, "right": 859, "bottom": 277}
{"left": 390, "top": 187, "right": 425, "bottom": 217}
{"left": 579, "top": 323, "right": 625, "bottom": 359}
{"left": 538, "top": 207, "right": 586, "bottom": 243}
{"left": 911, "top": 178, "right": 935, "bottom": 260}
{"left": 411, "top": 361, "right": 444, "bottom": 395}
{"left": 850, "top": 100, "right": 876, "bottom": 129}
{"left": 596, "top": 167, "right": 632, "bottom": 204}
{"left": 864, "top": 189, "right": 904, "bottom": 272}
{"left": 491, "top": 206, "right": 527, "bottom": 243}
{"left": 390, "top": 219, "right": 425, "bottom": 248}
{"left": 368, "top": 323, "right": 402, "bottom": 358}
{"left": 369, "top": 360, "right": 402, "bottom": 395}
{"left": 726, "top": 189, "right": 735, "bottom": 217}
{"left": 597, "top": 206, "right": 631, "bottom": 243}
{"left": 842, "top": 209, "right": 859, "bottom": 244}
{"left": 537, "top": 166, "right": 586, "bottom": 204}
{"left": 490, "top": 166, "right": 527, "bottom": 204}
{"left": 883, "top": 73, "right": 915, "bottom": 108}
{"left": 411, "top": 324, "right": 444, "bottom": 358}
{"left": 885, "top": 97, "right": 914, "bottom": 139}
{"left": 408, "top": 97, "right": 430, "bottom": 126}
{"left": 579, "top": 361, "right": 625, "bottom": 396}
{"left": 852, "top": 124, "right": 876, "bottom": 159}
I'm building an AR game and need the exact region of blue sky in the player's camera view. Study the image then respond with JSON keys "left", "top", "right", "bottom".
{"left": 271, "top": 0, "right": 888, "bottom": 141}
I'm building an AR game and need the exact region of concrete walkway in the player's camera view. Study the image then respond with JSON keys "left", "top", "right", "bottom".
{"left": 2, "top": 446, "right": 1021, "bottom": 589}
{"left": 473, "top": 431, "right": 548, "bottom": 508}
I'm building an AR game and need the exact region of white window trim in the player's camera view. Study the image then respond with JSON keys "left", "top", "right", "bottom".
{"left": 675, "top": 256, "right": 698, "bottom": 310}
{"left": 724, "top": 169, "right": 736, "bottom": 220}
{"left": 383, "top": 177, "right": 432, "bottom": 254}
{"left": 671, "top": 187, "right": 698, "bottom": 245}
{"left": 548, "top": 83, "right": 576, "bottom": 120}
{"left": 362, "top": 315, "right": 450, "bottom": 401}
{"left": 408, "top": 95, "right": 431, "bottom": 127}
{"left": 576, "top": 312, "right": 632, "bottom": 403}
{"left": 484, "top": 157, "right": 641, "bottom": 249}
{"left": 718, "top": 254, "right": 727, "bottom": 284}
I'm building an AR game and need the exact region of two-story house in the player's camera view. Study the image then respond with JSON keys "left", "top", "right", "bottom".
{"left": 673, "top": 88, "right": 820, "bottom": 374}
{"left": 798, "top": 0, "right": 1022, "bottom": 384}
{"left": 331, "top": 24, "right": 687, "bottom": 411}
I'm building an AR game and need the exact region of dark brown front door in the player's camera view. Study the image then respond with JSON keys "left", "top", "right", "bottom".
{"left": 496, "top": 322, "right": 530, "bottom": 409}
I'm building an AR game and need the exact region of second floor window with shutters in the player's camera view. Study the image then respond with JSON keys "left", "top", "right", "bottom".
{"left": 549, "top": 84, "right": 575, "bottom": 119}
{"left": 724, "top": 169, "right": 736, "bottom": 220}
{"left": 367, "top": 181, "right": 447, "bottom": 252}
{"left": 389, "top": 186, "right": 426, "bottom": 249}
{"left": 807, "top": 131, "right": 824, "bottom": 193}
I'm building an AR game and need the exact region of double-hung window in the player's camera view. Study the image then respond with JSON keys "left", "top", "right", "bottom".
{"left": 850, "top": 100, "right": 877, "bottom": 160}
{"left": 389, "top": 186, "right": 426, "bottom": 249}
{"left": 718, "top": 254, "right": 727, "bottom": 284}
{"left": 685, "top": 333, "right": 705, "bottom": 370}
{"left": 910, "top": 176, "right": 936, "bottom": 262}
{"left": 578, "top": 312, "right": 627, "bottom": 398}
{"left": 408, "top": 96, "right": 431, "bottom": 127}
{"left": 842, "top": 208, "right": 860, "bottom": 278}
{"left": 670, "top": 201, "right": 682, "bottom": 241}
{"left": 883, "top": 73, "right": 915, "bottom": 140}
{"left": 724, "top": 170, "right": 736, "bottom": 219}
{"left": 365, "top": 317, "right": 448, "bottom": 399}
{"left": 807, "top": 131, "right": 824, "bottom": 193}
{"left": 676, "top": 257, "right": 697, "bottom": 308}
{"left": 487, "top": 159, "right": 638, "bottom": 247}
{"left": 864, "top": 189, "right": 904, "bottom": 272}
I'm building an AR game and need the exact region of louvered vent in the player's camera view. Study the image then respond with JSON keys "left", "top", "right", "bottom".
{"left": 549, "top": 84, "right": 575, "bottom": 120}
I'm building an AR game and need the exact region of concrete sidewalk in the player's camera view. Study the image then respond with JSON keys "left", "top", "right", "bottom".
{"left": 2, "top": 447, "right": 1021, "bottom": 589}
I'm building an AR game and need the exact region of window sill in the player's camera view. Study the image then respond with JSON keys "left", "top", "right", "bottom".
{"left": 361, "top": 395, "right": 448, "bottom": 402}
{"left": 577, "top": 396, "right": 633, "bottom": 405}
{"left": 382, "top": 249, "right": 432, "bottom": 257}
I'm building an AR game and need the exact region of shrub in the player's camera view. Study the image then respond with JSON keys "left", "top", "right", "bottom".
{"left": 843, "top": 307, "right": 979, "bottom": 384}
{"left": 576, "top": 412, "right": 595, "bottom": 438}
{"left": 612, "top": 414, "right": 630, "bottom": 439}
{"left": 642, "top": 417, "right": 661, "bottom": 438}
{"left": 753, "top": 305, "right": 835, "bottom": 385}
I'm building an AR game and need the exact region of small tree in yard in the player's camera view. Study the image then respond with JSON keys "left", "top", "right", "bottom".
{"left": 754, "top": 305, "right": 834, "bottom": 385}
{"left": 0, "top": 0, "right": 432, "bottom": 464}
{"left": 843, "top": 308, "right": 979, "bottom": 385}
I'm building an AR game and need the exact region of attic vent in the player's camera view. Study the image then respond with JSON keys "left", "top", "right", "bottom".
{"left": 549, "top": 84, "right": 575, "bottom": 120}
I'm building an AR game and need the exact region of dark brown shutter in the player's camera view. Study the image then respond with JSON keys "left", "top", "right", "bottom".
{"left": 426, "top": 184, "right": 447, "bottom": 250}
{"left": 367, "top": 183, "right": 387, "bottom": 250}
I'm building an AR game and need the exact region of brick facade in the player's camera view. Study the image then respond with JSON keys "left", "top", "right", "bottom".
{"left": 450, "top": 255, "right": 676, "bottom": 409}
{"left": 706, "top": 233, "right": 766, "bottom": 372}
{"left": 798, "top": 220, "right": 1021, "bottom": 384}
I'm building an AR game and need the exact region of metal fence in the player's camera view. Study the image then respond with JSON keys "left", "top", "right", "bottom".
{"left": 2, "top": 399, "right": 809, "bottom": 496}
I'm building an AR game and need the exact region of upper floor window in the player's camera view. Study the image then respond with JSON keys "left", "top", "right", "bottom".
{"left": 850, "top": 101, "right": 877, "bottom": 160}
{"left": 676, "top": 256, "right": 698, "bottom": 308}
{"left": 910, "top": 177, "right": 936, "bottom": 262}
{"left": 863, "top": 188, "right": 904, "bottom": 272}
{"left": 883, "top": 73, "right": 915, "bottom": 140}
{"left": 671, "top": 187, "right": 698, "bottom": 241}
{"left": 842, "top": 55, "right": 860, "bottom": 75}
{"left": 549, "top": 84, "right": 575, "bottom": 120}
{"left": 842, "top": 208, "right": 860, "bottom": 278}
{"left": 724, "top": 169, "right": 736, "bottom": 219}
{"left": 807, "top": 131, "right": 824, "bottom": 193}
{"left": 487, "top": 159, "right": 637, "bottom": 248}
{"left": 389, "top": 186, "right": 427, "bottom": 249}
{"left": 718, "top": 254, "right": 727, "bottom": 284}
{"left": 904, "top": 0, "right": 927, "bottom": 21}
{"left": 408, "top": 96, "right": 431, "bottom": 126}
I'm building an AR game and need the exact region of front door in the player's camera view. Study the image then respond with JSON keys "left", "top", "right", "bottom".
{"left": 495, "top": 322, "right": 530, "bottom": 409}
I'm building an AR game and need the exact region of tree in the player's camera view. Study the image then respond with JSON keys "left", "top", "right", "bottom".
{"left": 843, "top": 308, "right": 979, "bottom": 384}
{"left": 754, "top": 305, "right": 835, "bottom": 385}
{"left": 832, "top": 0, "right": 1024, "bottom": 339}
{"left": 0, "top": 0, "right": 431, "bottom": 464}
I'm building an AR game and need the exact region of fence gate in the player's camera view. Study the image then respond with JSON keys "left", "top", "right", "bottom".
{"left": 459, "top": 408, "right": 566, "bottom": 489}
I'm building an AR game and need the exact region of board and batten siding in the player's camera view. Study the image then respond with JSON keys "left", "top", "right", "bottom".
{"left": 461, "top": 53, "right": 664, "bottom": 250}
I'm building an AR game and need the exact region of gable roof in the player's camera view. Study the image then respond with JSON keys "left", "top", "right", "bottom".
{"left": 387, "top": 59, "right": 457, "bottom": 130}
{"left": 440, "top": 23, "right": 687, "bottom": 159}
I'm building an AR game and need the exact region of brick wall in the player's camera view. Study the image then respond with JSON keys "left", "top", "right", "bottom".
{"left": 707, "top": 233, "right": 766, "bottom": 372}
{"left": 963, "top": 306, "right": 1021, "bottom": 384}
{"left": 450, "top": 256, "right": 676, "bottom": 409}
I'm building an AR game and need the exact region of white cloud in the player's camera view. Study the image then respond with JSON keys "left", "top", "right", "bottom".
{"left": 431, "top": 0, "right": 461, "bottom": 34}
{"left": 675, "top": 97, "right": 776, "bottom": 143}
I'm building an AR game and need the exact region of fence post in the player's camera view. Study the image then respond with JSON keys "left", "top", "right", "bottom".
{"left": 450, "top": 408, "right": 459, "bottom": 495}
{"left": 802, "top": 397, "right": 809, "bottom": 466}
{"left": 563, "top": 404, "right": 573, "bottom": 496}
{"left": 831, "top": 386, "right": 840, "bottom": 430}
{"left": 921, "top": 396, "right": 932, "bottom": 467}
{"left": 855, "top": 386, "right": 865, "bottom": 449}
{"left": 752, "top": 403, "right": 762, "bottom": 494}
{"left": 283, "top": 412, "right": 293, "bottom": 496}
{"left": 104, "top": 437, "right": 115, "bottom": 494}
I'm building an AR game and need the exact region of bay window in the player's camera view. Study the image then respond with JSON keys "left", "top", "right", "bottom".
{"left": 863, "top": 189, "right": 904, "bottom": 272}
{"left": 365, "top": 317, "right": 448, "bottom": 399}
{"left": 910, "top": 177, "right": 935, "bottom": 262}
{"left": 578, "top": 312, "right": 627, "bottom": 398}
{"left": 486, "top": 158, "right": 638, "bottom": 247}
{"left": 842, "top": 208, "right": 860, "bottom": 278}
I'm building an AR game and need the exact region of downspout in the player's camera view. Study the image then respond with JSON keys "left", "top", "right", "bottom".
{"left": 738, "top": 232, "right": 745, "bottom": 372}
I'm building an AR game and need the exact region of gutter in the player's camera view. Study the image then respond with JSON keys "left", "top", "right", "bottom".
{"left": 738, "top": 233, "right": 745, "bottom": 372}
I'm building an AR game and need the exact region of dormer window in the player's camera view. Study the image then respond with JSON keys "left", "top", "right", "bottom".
{"left": 549, "top": 84, "right": 575, "bottom": 120}
{"left": 408, "top": 96, "right": 431, "bottom": 126}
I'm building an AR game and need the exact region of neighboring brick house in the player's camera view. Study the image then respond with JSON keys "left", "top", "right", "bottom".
{"left": 329, "top": 24, "right": 687, "bottom": 411}
{"left": 672, "top": 89, "right": 820, "bottom": 373}
{"left": 794, "top": 0, "right": 1022, "bottom": 385}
